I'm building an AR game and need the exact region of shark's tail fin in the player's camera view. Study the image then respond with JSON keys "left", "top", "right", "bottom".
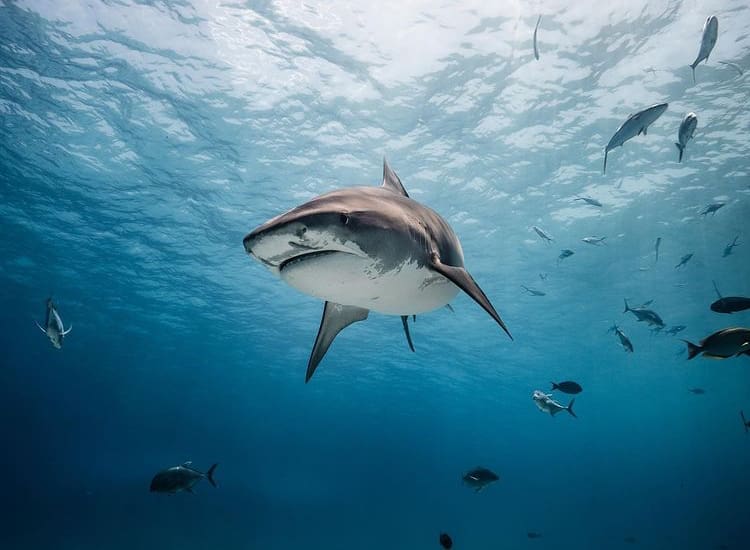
{"left": 567, "top": 398, "right": 577, "bottom": 418}
{"left": 683, "top": 340, "right": 702, "bottom": 360}
{"left": 623, "top": 299, "right": 630, "bottom": 313}
{"left": 206, "top": 464, "right": 218, "bottom": 488}
{"left": 675, "top": 142, "right": 684, "bottom": 162}
{"left": 742, "top": 411, "right": 748, "bottom": 434}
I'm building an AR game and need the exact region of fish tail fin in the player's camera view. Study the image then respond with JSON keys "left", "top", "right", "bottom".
{"left": 675, "top": 142, "right": 684, "bottom": 162}
{"left": 551, "top": 382, "right": 559, "bottom": 391}
{"left": 206, "top": 464, "right": 218, "bottom": 488}
{"left": 623, "top": 299, "right": 630, "bottom": 313}
{"left": 567, "top": 398, "right": 577, "bottom": 418}
{"left": 603, "top": 150, "right": 608, "bottom": 175}
{"left": 683, "top": 340, "right": 701, "bottom": 360}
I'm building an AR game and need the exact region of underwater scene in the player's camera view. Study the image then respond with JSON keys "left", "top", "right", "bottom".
{"left": 1, "top": 0, "right": 750, "bottom": 548}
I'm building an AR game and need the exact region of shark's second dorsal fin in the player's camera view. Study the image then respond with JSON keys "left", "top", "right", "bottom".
{"left": 306, "top": 302, "right": 369, "bottom": 383}
{"left": 382, "top": 158, "right": 409, "bottom": 197}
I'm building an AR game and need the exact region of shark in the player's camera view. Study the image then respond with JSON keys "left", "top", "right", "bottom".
{"left": 36, "top": 298, "right": 72, "bottom": 349}
{"left": 243, "top": 159, "right": 512, "bottom": 382}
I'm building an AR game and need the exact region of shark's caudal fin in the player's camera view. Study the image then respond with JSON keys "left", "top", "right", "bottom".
{"left": 206, "top": 463, "right": 218, "bottom": 487}
{"left": 401, "top": 315, "right": 415, "bottom": 352}
{"left": 382, "top": 158, "right": 409, "bottom": 197}
{"left": 675, "top": 142, "right": 684, "bottom": 162}
{"left": 567, "top": 398, "right": 577, "bottom": 418}
{"left": 683, "top": 340, "right": 702, "bottom": 360}
{"left": 603, "top": 150, "right": 608, "bottom": 175}
{"left": 306, "top": 302, "right": 369, "bottom": 382}
{"left": 35, "top": 321, "right": 46, "bottom": 334}
{"left": 430, "top": 256, "right": 512, "bottom": 340}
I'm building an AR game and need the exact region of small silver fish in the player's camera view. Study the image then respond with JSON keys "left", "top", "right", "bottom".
{"left": 532, "top": 225, "right": 554, "bottom": 243}
{"left": 700, "top": 202, "right": 725, "bottom": 216}
{"left": 582, "top": 236, "right": 607, "bottom": 246}
{"left": 690, "top": 16, "right": 719, "bottom": 83}
{"left": 532, "top": 390, "right": 577, "bottom": 418}
{"left": 574, "top": 196, "right": 603, "bottom": 207}
{"left": 654, "top": 237, "right": 662, "bottom": 263}
{"left": 533, "top": 15, "right": 541, "bottom": 61}
{"left": 521, "top": 285, "right": 546, "bottom": 296}
{"left": 603, "top": 103, "right": 668, "bottom": 174}
{"left": 675, "top": 113, "right": 698, "bottom": 163}
{"left": 609, "top": 324, "right": 634, "bottom": 352}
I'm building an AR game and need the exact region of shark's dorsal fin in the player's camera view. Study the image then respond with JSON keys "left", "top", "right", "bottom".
{"left": 401, "top": 315, "right": 415, "bottom": 352}
{"left": 306, "top": 302, "right": 369, "bottom": 382}
{"left": 430, "top": 255, "right": 512, "bottom": 340}
{"left": 382, "top": 158, "right": 409, "bottom": 197}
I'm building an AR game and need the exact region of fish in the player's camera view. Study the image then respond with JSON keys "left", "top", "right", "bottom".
{"left": 551, "top": 380, "right": 582, "bottom": 394}
{"left": 35, "top": 298, "right": 72, "bottom": 349}
{"left": 527, "top": 532, "right": 543, "bottom": 539}
{"left": 654, "top": 237, "right": 662, "bottom": 263}
{"left": 150, "top": 462, "right": 218, "bottom": 494}
{"left": 574, "top": 196, "right": 603, "bottom": 207}
{"left": 688, "top": 388, "right": 706, "bottom": 395}
{"left": 462, "top": 467, "right": 499, "bottom": 492}
{"left": 690, "top": 16, "right": 719, "bottom": 83}
{"left": 439, "top": 533, "right": 453, "bottom": 549}
{"left": 533, "top": 15, "right": 541, "bottom": 61}
{"left": 665, "top": 325, "right": 687, "bottom": 336}
{"left": 711, "top": 296, "right": 750, "bottom": 314}
{"left": 675, "top": 112, "right": 698, "bottom": 162}
{"left": 603, "top": 103, "right": 668, "bottom": 174}
{"left": 623, "top": 299, "right": 665, "bottom": 329}
{"left": 700, "top": 202, "right": 725, "bottom": 216}
{"left": 582, "top": 236, "right": 607, "bottom": 246}
{"left": 532, "top": 390, "right": 577, "bottom": 418}
{"left": 718, "top": 61, "right": 743, "bottom": 76}
{"left": 532, "top": 225, "right": 554, "bottom": 243}
{"left": 722, "top": 236, "right": 739, "bottom": 257}
{"left": 521, "top": 285, "right": 546, "bottom": 296}
{"left": 243, "top": 159, "right": 512, "bottom": 382}
{"left": 539, "top": 273, "right": 548, "bottom": 281}
{"left": 610, "top": 323, "right": 634, "bottom": 352}
{"left": 557, "top": 249, "right": 574, "bottom": 264}
{"left": 683, "top": 327, "right": 750, "bottom": 359}
{"left": 741, "top": 410, "right": 750, "bottom": 434}
{"left": 675, "top": 253, "right": 694, "bottom": 269}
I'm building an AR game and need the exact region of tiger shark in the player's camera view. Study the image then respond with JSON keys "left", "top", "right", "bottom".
{"left": 243, "top": 159, "right": 512, "bottom": 382}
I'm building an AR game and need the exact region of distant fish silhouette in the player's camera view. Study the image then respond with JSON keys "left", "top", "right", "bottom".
{"left": 533, "top": 15, "right": 541, "bottom": 60}
{"left": 700, "top": 202, "right": 725, "bottom": 216}
{"left": 690, "top": 16, "right": 719, "bottom": 83}
{"left": 722, "top": 236, "right": 739, "bottom": 257}
{"left": 439, "top": 533, "right": 453, "bottom": 549}
{"left": 532, "top": 225, "right": 554, "bottom": 243}
{"left": 675, "top": 253, "right": 693, "bottom": 269}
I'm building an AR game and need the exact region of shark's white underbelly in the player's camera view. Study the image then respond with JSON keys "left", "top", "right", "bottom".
{"left": 280, "top": 252, "right": 459, "bottom": 315}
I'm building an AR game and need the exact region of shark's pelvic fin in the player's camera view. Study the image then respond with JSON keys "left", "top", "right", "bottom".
{"left": 429, "top": 255, "right": 512, "bottom": 340}
{"left": 306, "top": 302, "right": 369, "bottom": 382}
{"left": 401, "top": 315, "right": 415, "bottom": 352}
{"left": 381, "top": 158, "right": 409, "bottom": 197}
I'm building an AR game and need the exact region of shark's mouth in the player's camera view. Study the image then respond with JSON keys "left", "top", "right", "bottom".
{"left": 278, "top": 250, "right": 352, "bottom": 273}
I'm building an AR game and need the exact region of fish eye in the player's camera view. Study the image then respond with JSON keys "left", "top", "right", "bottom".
{"left": 339, "top": 213, "right": 349, "bottom": 225}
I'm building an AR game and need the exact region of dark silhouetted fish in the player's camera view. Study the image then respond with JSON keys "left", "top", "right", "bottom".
{"left": 462, "top": 467, "right": 499, "bottom": 492}
{"left": 688, "top": 388, "right": 706, "bottom": 395}
{"left": 683, "top": 327, "right": 750, "bottom": 359}
{"left": 623, "top": 300, "right": 665, "bottom": 329}
{"left": 675, "top": 253, "right": 694, "bottom": 269}
{"left": 722, "top": 236, "right": 739, "bottom": 257}
{"left": 741, "top": 411, "right": 750, "bottom": 434}
{"left": 603, "top": 103, "right": 668, "bottom": 174}
{"left": 439, "top": 533, "right": 453, "bottom": 549}
{"left": 574, "top": 196, "right": 602, "bottom": 207}
{"left": 654, "top": 237, "right": 661, "bottom": 263}
{"left": 527, "top": 532, "right": 543, "bottom": 539}
{"left": 711, "top": 296, "right": 750, "bottom": 314}
{"left": 532, "top": 225, "right": 554, "bottom": 243}
{"left": 551, "top": 381, "right": 582, "bottom": 394}
{"left": 610, "top": 324, "right": 634, "bottom": 352}
{"left": 533, "top": 15, "right": 541, "bottom": 61}
{"left": 521, "top": 285, "right": 546, "bottom": 296}
{"left": 700, "top": 202, "right": 725, "bottom": 216}
{"left": 557, "top": 249, "right": 574, "bottom": 264}
{"left": 675, "top": 112, "right": 698, "bottom": 162}
{"left": 150, "top": 461, "right": 218, "bottom": 494}
{"left": 690, "top": 16, "right": 718, "bottom": 83}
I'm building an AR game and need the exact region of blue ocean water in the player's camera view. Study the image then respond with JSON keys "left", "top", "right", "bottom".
{"left": 1, "top": 1, "right": 749, "bottom": 548}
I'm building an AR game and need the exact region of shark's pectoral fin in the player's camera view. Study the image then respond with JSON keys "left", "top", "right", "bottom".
{"left": 430, "top": 256, "right": 512, "bottom": 340}
{"left": 306, "top": 302, "right": 369, "bottom": 382}
{"left": 381, "top": 158, "right": 409, "bottom": 197}
{"left": 401, "top": 316, "right": 415, "bottom": 352}
{"left": 35, "top": 321, "right": 46, "bottom": 334}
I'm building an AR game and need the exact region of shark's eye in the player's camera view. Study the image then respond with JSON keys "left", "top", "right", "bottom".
{"left": 339, "top": 213, "right": 349, "bottom": 226}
